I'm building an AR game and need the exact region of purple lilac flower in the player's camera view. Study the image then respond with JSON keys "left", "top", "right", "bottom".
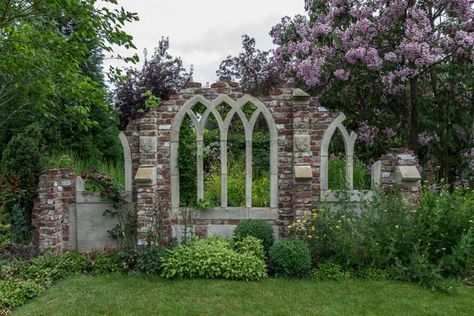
{"left": 382, "top": 127, "right": 397, "bottom": 137}
{"left": 334, "top": 69, "right": 350, "bottom": 81}
{"left": 357, "top": 121, "right": 379, "bottom": 146}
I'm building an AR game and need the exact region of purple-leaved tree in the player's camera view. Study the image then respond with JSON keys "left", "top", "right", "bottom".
{"left": 217, "top": 35, "right": 282, "bottom": 96}
{"left": 115, "top": 37, "right": 193, "bottom": 128}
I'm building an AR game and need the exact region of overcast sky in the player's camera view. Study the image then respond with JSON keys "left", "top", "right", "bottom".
{"left": 104, "top": 0, "right": 304, "bottom": 84}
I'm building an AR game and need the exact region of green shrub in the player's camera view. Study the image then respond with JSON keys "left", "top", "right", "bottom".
{"left": 136, "top": 247, "right": 169, "bottom": 274}
{"left": 0, "top": 279, "right": 43, "bottom": 310}
{"left": 295, "top": 187, "right": 474, "bottom": 290}
{"left": 0, "top": 124, "right": 45, "bottom": 243}
{"left": 161, "top": 237, "right": 267, "bottom": 281}
{"left": 0, "top": 260, "right": 29, "bottom": 280}
{"left": 24, "top": 252, "right": 88, "bottom": 284}
{"left": 234, "top": 219, "right": 274, "bottom": 254}
{"left": 269, "top": 239, "right": 311, "bottom": 278}
{"left": 234, "top": 236, "right": 265, "bottom": 260}
{"left": 91, "top": 252, "right": 123, "bottom": 275}
{"left": 355, "top": 266, "right": 389, "bottom": 280}
{"left": 312, "top": 261, "right": 352, "bottom": 281}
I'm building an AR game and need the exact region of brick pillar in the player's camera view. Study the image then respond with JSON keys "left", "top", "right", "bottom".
{"left": 32, "top": 168, "right": 76, "bottom": 253}
{"left": 291, "top": 89, "right": 313, "bottom": 221}
{"left": 135, "top": 109, "right": 159, "bottom": 241}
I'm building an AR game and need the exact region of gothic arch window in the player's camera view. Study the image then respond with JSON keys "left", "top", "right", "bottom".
{"left": 320, "top": 113, "right": 357, "bottom": 193}
{"left": 170, "top": 94, "right": 278, "bottom": 209}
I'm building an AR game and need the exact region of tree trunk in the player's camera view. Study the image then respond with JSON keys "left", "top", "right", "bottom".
{"left": 409, "top": 78, "right": 419, "bottom": 151}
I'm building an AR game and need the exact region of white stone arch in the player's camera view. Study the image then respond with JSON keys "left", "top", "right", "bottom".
{"left": 119, "top": 132, "right": 132, "bottom": 192}
{"left": 170, "top": 94, "right": 278, "bottom": 209}
{"left": 320, "top": 113, "right": 357, "bottom": 192}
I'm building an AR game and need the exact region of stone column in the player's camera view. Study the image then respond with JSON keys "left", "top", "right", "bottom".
{"left": 291, "top": 89, "right": 313, "bottom": 221}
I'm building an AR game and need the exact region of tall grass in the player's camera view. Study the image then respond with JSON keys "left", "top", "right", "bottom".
{"left": 328, "top": 156, "right": 371, "bottom": 190}
{"left": 204, "top": 159, "right": 270, "bottom": 207}
{"left": 45, "top": 151, "right": 125, "bottom": 186}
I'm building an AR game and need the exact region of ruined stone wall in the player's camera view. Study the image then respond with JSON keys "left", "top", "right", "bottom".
{"left": 125, "top": 81, "right": 334, "bottom": 240}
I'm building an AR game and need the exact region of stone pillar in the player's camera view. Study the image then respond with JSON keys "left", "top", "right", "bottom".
{"left": 379, "top": 149, "right": 422, "bottom": 206}
{"left": 32, "top": 169, "right": 76, "bottom": 253}
{"left": 291, "top": 89, "right": 313, "bottom": 220}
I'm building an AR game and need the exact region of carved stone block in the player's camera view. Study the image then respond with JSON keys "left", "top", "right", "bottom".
{"left": 140, "top": 136, "right": 157, "bottom": 153}
{"left": 294, "top": 134, "right": 311, "bottom": 152}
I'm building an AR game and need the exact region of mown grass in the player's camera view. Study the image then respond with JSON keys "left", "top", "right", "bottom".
{"left": 14, "top": 275, "right": 474, "bottom": 316}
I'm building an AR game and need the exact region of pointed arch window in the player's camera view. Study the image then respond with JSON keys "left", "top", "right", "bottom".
{"left": 170, "top": 95, "right": 278, "bottom": 209}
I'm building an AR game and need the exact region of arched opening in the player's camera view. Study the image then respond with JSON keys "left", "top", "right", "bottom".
{"left": 203, "top": 112, "right": 221, "bottom": 207}
{"left": 252, "top": 113, "right": 270, "bottom": 207}
{"left": 178, "top": 114, "right": 197, "bottom": 207}
{"left": 226, "top": 113, "right": 246, "bottom": 207}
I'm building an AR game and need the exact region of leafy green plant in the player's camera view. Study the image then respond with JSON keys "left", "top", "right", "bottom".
{"left": 0, "top": 279, "right": 43, "bottom": 310}
{"left": 136, "top": 247, "right": 169, "bottom": 275}
{"left": 234, "top": 236, "right": 265, "bottom": 260}
{"left": 161, "top": 237, "right": 267, "bottom": 281}
{"left": 0, "top": 124, "right": 44, "bottom": 244}
{"left": 233, "top": 219, "right": 274, "bottom": 254}
{"left": 295, "top": 187, "right": 474, "bottom": 290}
{"left": 23, "top": 252, "right": 89, "bottom": 284}
{"left": 355, "top": 266, "right": 389, "bottom": 281}
{"left": 269, "top": 239, "right": 312, "bottom": 278}
{"left": 91, "top": 252, "right": 123, "bottom": 275}
{"left": 312, "top": 261, "right": 352, "bottom": 281}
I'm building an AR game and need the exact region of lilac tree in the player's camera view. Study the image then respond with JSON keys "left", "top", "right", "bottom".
{"left": 272, "top": 0, "right": 473, "bottom": 183}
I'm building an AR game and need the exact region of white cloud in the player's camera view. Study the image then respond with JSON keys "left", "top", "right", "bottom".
{"left": 103, "top": 0, "right": 304, "bottom": 84}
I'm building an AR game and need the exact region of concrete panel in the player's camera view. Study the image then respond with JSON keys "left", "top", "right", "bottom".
{"left": 75, "top": 202, "right": 120, "bottom": 253}
{"left": 207, "top": 225, "right": 237, "bottom": 238}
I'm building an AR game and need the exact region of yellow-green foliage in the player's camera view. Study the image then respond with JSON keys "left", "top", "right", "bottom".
{"left": 161, "top": 237, "right": 267, "bottom": 281}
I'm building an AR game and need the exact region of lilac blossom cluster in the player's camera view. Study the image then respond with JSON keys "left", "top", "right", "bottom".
{"left": 271, "top": 1, "right": 474, "bottom": 94}
{"left": 468, "top": 148, "right": 474, "bottom": 172}
{"left": 418, "top": 134, "right": 440, "bottom": 146}
{"left": 356, "top": 121, "right": 379, "bottom": 146}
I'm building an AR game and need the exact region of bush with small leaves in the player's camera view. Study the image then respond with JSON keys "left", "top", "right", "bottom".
{"left": 312, "top": 261, "right": 352, "bottom": 281}
{"left": 161, "top": 237, "right": 267, "bottom": 281}
{"left": 136, "top": 247, "right": 169, "bottom": 274}
{"left": 23, "top": 252, "right": 89, "bottom": 284}
{"left": 0, "top": 279, "right": 43, "bottom": 310}
{"left": 270, "top": 239, "right": 311, "bottom": 278}
{"left": 234, "top": 219, "right": 274, "bottom": 254}
{"left": 234, "top": 236, "right": 265, "bottom": 260}
{"left": 91, "top": 252, "right": 123, "bottom": 275}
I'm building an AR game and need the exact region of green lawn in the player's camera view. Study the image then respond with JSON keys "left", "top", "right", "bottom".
{"left": 14, "top": 275, "right": 474, "bottom": 316}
